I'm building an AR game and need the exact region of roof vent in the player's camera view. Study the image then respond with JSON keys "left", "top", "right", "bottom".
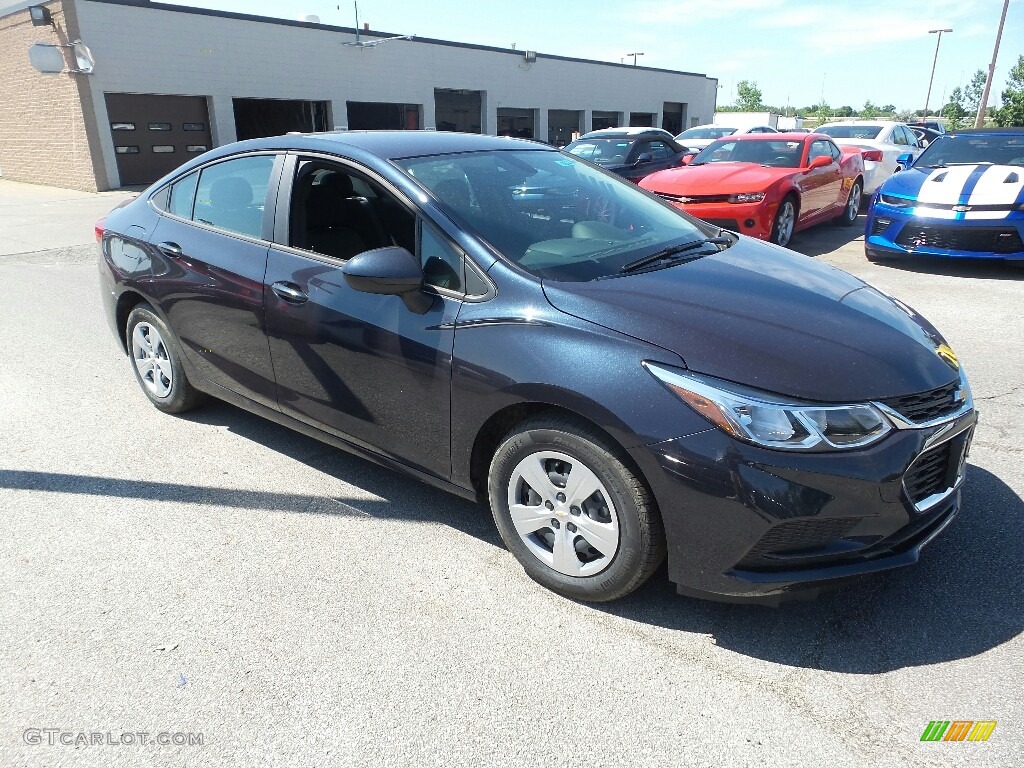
{"left": 523, "top": 50, "right": 537, "bottom": 63}
{"left": 299, "top": 14, "right": 320, "bottom": 23}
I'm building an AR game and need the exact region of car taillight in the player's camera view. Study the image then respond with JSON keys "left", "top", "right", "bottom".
{"left": 94, "top": 218, "right": 105, "bottom": 243}
{"left": 861, "top": 150, "right": 884, "bottom": 162}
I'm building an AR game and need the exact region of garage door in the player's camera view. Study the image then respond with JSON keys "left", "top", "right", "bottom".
{"left": 105, "top": 94, "right": 212, "bottom": 186}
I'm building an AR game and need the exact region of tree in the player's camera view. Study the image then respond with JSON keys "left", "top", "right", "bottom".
{"left": 735, "top": 80, "right": 764, "bottom": 111}
{"left": 942, "top": 86, "right": 970, "bottom": 130}
{"left": 881, "top": 104, "right": 896, "bottom": 114}
{"left": 993, "top": 54, "right": 1024, "bottom": 127}
{"left": 835, "top": 105, "right": 855, "bottom": 117}
{"left": 816, "top": 101, "right": 832, "bottom": 122}
{"left": 861, "top": 100, "right": 881, "bottom": 118}
{"left": 964, "top": 69, "right": 988, "bottom": 117}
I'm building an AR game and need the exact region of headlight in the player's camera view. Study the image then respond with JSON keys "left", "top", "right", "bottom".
{"left": 878, "top": 193, "right": 913, "bottom": 208}
{"left": 728, "top": 192, "right": 766, "bottom": 203}
{"left": 645, "top": 362, "right": 892, "bottom": 451}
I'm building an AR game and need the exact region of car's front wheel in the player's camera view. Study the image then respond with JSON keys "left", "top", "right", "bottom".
{"left": 488, "top": 416, "right": 665, "bottom": 602}
{"left": 770, "top": 196, "right": 797, "bottom": 247}
{"left": 126, "top": 303, "right": 204, "bottom": 413}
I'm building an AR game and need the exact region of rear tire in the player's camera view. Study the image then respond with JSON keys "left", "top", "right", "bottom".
{"left": 488, "top": 415, "right": 665, "bottom": 602}
{"left": 837, "top": 179, "right": 862, "bottom": 226}
{"left": 126, "top": 304, "right": 204, "bottom": 414}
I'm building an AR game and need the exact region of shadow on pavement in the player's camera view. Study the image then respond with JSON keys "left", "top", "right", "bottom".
{"left": 788, "top": 214, "right": 866, "bottom": 258}
{"left": 596, "top": 463, "right": 1023, "bottom": 672}
{"left": 869, "top": 256, "right": 1024, "bottom": 281}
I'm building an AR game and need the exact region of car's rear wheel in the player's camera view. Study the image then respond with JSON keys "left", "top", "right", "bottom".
{"left": 488, "top": 415, "right": 665, "bottom": 602}
{"left": 771, "top": 196, "right": 797, "bottom": 247}
{"left": 126, "top": 304, "right": 204, "bottom": 413}
{"left": 837, "top": 179, "right": 862, "bottom": 226}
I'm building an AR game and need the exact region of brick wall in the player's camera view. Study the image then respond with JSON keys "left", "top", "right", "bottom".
{"left": 0, "top": 1, "right": 103, "bottom": 192}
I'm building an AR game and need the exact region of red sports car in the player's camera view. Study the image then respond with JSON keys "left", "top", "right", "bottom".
{"left": 639, "top": 133, "right": 865, "bottom": 247}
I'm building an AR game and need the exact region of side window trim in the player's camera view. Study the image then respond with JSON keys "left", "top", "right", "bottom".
{"left": 418, "top": 217, "right": 466, "bottom": 296}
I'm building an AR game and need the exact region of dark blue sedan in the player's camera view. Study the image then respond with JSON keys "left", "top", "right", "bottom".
{"left": 98, "top": 131, "right": 975, "bottom": 603}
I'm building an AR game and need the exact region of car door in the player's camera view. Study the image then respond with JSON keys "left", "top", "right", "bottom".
{"left": 147, "top": 152, "right": 282, "bottom": 408}
{"left": 262, "top": 155, "right": 464, "bottom": 479}
{"left": 799, "top": 139, "right": 842, "bottom": 221}
{"left": 634, "top": 140, "right": 677, "bottom": 177}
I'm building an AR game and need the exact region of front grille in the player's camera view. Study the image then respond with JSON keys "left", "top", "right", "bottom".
{"left": 904, "top": 442, "right": 955, "bottom": 505}
{"left": 701, "top": 218, "right": 741, "bottom": 232}
{"left": 894, "top": 225, "right": 1024, "bottom": 254}
{"left": 739, "top": 517, "right": 864, "bottom": 567}
{"left": 879, "top": 381, "right": 962, "bottom": 423}
{"left": 655, "top": 192, "right": 731, "bottom": 204}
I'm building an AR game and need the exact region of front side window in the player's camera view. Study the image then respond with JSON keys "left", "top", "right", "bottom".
{"left": 395, "top": 148, "right": 713, "bottom": 282}
{"left": 808, "top": 140, "right": 833, "bottom": 162}
{"left": 645, "top": 141, "right": 670, "bottom": 160}
{"left": 193, "top": 155, "right": 275, "bottom": 238}
{"left": 892, "top": 127, "right": 908, "bottom": 146}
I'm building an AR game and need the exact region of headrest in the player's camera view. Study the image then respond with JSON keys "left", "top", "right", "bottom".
{"left": 210, "top": 177, "right": 252, "bottom": 210}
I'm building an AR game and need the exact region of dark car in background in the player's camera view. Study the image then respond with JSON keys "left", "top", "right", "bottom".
{"left": 98, "top": 131, "right": 976, "bottom": 603}
{"left": 564, "top": 127, "right": 691, "bottom": 182}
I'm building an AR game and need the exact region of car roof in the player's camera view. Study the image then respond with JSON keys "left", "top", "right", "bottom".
{"left": 580, "top": 127, "right": 673, "bottom": 138}
{"left": 817, "top": 120, "right": 899, "bottom": 127}
{"left": 714, "top": 132, "right": 813, "bottom": 141}
{"left": 946, "top": 127, "right": 1024, "bottom": 136}
{"left": 208, "top": 130, "right": 552, "bottom": 161}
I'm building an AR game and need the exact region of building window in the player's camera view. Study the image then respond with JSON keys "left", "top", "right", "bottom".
{"left": 115, "top": 146, "right": 139, "bottom": 154}
{"left": 148, "top": 122, "right": 172, "bottom": 131}
{"left": 183, "top": 122, "right": 205, "bottom": 132}
{"left": 152, "top": 145, "right": 175, "bottom": 153}
{"left": 111, "top": 122, "right": 135, "bottom": 131}
{"left": 186, "top": 145, "right": 208, "bottom": 153}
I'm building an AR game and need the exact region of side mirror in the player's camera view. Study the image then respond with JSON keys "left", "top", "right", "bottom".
{"left": 633, "top": 152, "right": 654, "bottom": 166}
{"left": 807, "top": 155, "right": 832, "bottom": 170}
{"left": 680, "top": 153, "right": 696, "bottom": 166}
{"left": 342, "top": 246, "right": 433, "bottom": 314}
{"left": 895, "top": 152, "right": 914, "bottom": 171}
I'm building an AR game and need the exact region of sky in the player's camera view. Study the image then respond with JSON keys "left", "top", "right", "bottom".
{"left": 164, "top": 0, "right": 1024, "bottom": 112}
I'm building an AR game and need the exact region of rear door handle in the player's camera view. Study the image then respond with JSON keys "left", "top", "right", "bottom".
{"left": 156, "top": 241, "right": 183, "bottom": 257}
{"left": 271, "top": 281, "right": 308, "bottom": 305}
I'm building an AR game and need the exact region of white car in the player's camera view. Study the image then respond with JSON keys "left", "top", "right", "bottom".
{"left": 814, "top": 121, "right": 923, "bottom": 196}
{"left": 675, "top": 123, "right": 778, "bottom": 151}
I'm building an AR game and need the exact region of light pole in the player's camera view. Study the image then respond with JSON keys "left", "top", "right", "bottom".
{"left": 625, "top": 52, "right": 644, "bottom": 66}
{"left": 975, "top": 0, "right": 1010, "bottom": 128}
{"left": 923, "top": 28, "right": 952, "bottom": 119}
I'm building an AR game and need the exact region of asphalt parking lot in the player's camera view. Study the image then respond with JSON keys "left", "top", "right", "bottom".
{"left": 1, "top": 179, "right": 1021, "bottom": 767}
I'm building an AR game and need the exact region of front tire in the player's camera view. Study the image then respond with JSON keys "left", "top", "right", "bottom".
{"left": 126, "top": 304, "right": 204, "bottom": 413}
{"left": 770, "top": 196, "right": 797, "bottom": 247}
{"left": 488, "top": 415, "right": 665, "bottom": 602}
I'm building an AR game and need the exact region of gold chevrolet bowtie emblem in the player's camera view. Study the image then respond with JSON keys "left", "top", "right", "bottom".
{"left": 936, "top": 343, "right": 959, "bottom": 370}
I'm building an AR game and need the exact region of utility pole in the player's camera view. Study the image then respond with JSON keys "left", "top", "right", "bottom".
{"left": 975, "top": 0, "right": 1009, "bottom": 128}
{"left": 923, "top": 28, "right": 952, "bottom": 119}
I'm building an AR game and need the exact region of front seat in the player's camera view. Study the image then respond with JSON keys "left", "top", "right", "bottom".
{"left": 316, "top": 173, "right": 390, "bottom": 250}
{"left": 304, "top": 184, "right": 366, "bottom": 260}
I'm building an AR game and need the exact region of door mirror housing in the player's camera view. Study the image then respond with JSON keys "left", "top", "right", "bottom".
{"left": 895, "top": 152, "right": 915, "bottom": 171}
{"left": 807, "top": 154, "right": 833, "bottom": 170}
{"left": 633, "top": 152, "right": 654, "bottom": 167}
{"left": 341, "top": 246, "right": 433, "bottom": 314}
{"left": 679, "top": 153, "right": 696, "bottom": 166}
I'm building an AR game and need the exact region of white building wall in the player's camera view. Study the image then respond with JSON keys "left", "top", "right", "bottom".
{"left": 75, "top": 0, "right": 717, "bottom": 187}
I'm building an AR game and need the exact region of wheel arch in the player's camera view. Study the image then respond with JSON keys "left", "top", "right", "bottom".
{"left": 115, "top": 290, "right": 149, "bottom": 354}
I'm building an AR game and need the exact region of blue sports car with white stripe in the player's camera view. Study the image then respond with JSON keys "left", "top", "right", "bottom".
{"left": 864, "top": 128, "right": 1024, "bottom": 263}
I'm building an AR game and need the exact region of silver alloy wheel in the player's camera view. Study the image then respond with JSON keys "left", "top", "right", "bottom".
{"left": 131, "top": 322, "right": 173, "bottom": 398}
{"left": 774, "top": 200, "right": 795, "bottom": 247}
{"left": 506, "top": 450, "right": 620, "bottom": 577}
{"left": 846, "top": 182, "right": 862, "bottom": 220}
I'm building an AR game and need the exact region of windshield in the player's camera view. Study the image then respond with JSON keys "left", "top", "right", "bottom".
{"left": 565, "top": 138, "right": 634, "bottom": 165}
{"left": 690, "top": 138, "right": 805, "bottom": 167}
{"left": 914, "top": 134, "right": 1024, "bottom": 167}
{"left": 678, "top": 127, "right": 736, "bottom": 140}
{"left": 816, "top": 125, "right": 883, "bottom": 140}
{"left": 395, "top": 149, "right": 716, "bottom": 281}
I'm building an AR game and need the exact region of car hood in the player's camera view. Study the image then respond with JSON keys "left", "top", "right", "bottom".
{"left": 542, "top": 241, "right": 959, "bottom": 402}
{"left": 880, "top": 163, "right": 1024, "bottom": 205}
{"left": 641, "top": 163, "right": 795, "bottom": 196}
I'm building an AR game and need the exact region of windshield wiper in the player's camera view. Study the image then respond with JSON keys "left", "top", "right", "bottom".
{"left": 620, "top": 237, "right": 731, "bottom": 273}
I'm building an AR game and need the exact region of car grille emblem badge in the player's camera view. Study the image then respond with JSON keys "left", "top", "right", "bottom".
{"left": 951, "top": 205, "right": 971, "bottom": 212}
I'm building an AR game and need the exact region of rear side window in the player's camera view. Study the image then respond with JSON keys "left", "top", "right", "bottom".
{"left": 193, "top": 155, "right": 275, "bottom": 239}
{"left": 168, "top": 171, "right": 199, "bottom": 219}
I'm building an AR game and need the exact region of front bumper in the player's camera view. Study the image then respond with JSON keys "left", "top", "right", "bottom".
{"left": 665, "top": 199, "right": 775, "bottom": 240}
{"left": 865, "top": 199, "right": 1024, "bottom": 261}
{"left": 630, "top": 406, "right": 977, "bottom": 603}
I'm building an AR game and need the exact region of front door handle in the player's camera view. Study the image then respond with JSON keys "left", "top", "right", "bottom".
{"left": 156, "top": 241, "right": 183, "bottom": 257}
{"left": 271, "top": 281, "right": 308, "bottom": 305}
